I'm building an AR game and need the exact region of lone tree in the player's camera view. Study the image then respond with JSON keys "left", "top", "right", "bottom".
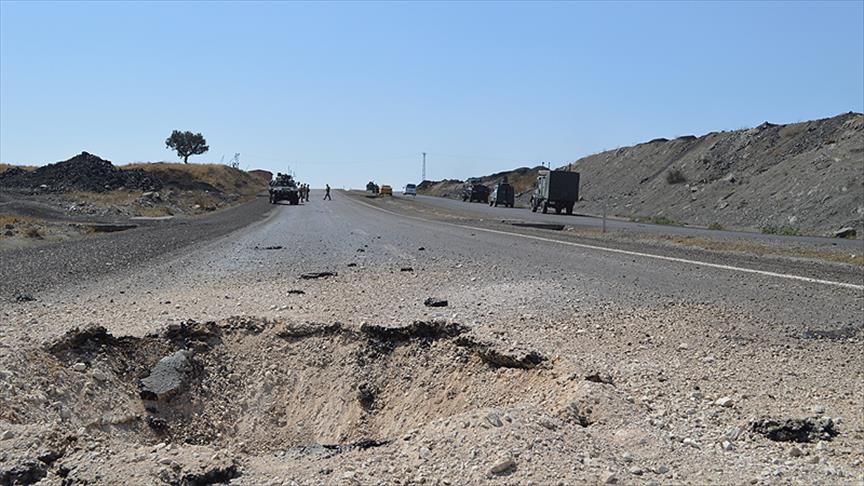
{"left": 165, "top": 130, "right": 209, "bottom": 163}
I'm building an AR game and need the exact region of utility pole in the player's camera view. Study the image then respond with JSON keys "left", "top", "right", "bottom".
{"left": 421, "top": 152, "right": 427, "bottom": 182}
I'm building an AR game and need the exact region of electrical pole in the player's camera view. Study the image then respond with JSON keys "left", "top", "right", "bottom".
{"left": 421, "top": 152, "right": 426, "bottom": 182}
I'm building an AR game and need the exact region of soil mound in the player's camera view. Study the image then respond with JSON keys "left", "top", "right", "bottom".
{"left": 0, "top": 152, "right": 162, "bottom": 192}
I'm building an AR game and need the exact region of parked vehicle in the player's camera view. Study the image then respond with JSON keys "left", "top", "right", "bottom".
{"left": 489, "top": 178, "right": 515, "bottom": 207}
{"left": 366, "top": 181, "right": 379, "bottom": 194}
{"left": 379, "top": 185, "right": 393, "bottom": 196}
{"left": 269, "top": 173, "right": 300, "bottom": 205}
{"left": 404, "top": 183, "right": 417, "bottom": 197}
{"left": 531, "top": 170, "right": 580, "bottom": 214}
{"left": 461, "top": 178, "right": 489, "bottom": 203}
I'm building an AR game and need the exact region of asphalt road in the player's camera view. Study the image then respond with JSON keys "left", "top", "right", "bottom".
{"left": 0, "top": 195, "right": 275, "bottom": 301}
{"left": 405, "top": 194, "right": 864, "bottom": 250}
{"left": 3, "top": 188, "right": 859, "bottom": 344}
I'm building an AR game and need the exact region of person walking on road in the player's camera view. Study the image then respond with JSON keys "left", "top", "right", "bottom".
{"left": 323, "top": 184, "right": 331, "bottom": 200}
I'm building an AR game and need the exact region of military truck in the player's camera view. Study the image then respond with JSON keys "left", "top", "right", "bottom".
{"left": 462, "top": 178, "right": 489, "bottom": 203}
{"left": 489, "top": 178, "right": 515, "bottom": 208}
{"left": 269, "top": 173, "right": 300, "bottom": 205}
{"left": 531, "top": 170, "right": 580, "bottom": 214}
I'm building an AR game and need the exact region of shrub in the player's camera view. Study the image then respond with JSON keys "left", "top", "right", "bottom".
{"left": 635, "top": 215, "right": 682, "bottom": 226}
{"left": 666, "top": 168, "right": 686, "bottom": 184}
{"left": 761, "top": 225, "right": 801, "bottom": 236}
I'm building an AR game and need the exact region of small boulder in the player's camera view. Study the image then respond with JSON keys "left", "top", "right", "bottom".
{"left": 489, "top": 458, "right": 516, "bottom": 475}
{"left": 424, "top": 297, "right": 448, "bottom": 307}
{"left": 833, "top": 227, "right": 856, "bottom": 239}
{"left": 139, "top": 350, "right": 193, "bottom": 401}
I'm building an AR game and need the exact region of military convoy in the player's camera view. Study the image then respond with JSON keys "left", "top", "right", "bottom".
{"left": 455, "top": 170, "right": 580, "bottom": 215}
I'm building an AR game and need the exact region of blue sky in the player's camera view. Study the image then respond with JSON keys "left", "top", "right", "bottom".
{"left": 1, "top": 1, "right": 862, "bottom": 188}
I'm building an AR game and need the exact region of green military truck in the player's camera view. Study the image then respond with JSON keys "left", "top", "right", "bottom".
{"left": 530, "top": 170, "right": 580, "bottom": 214}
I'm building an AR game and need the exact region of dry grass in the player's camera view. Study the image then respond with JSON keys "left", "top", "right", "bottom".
{"left": 0, "top": 215, "right": 37, "bottom": 227}
{"left": 0, "top": 215, "right": 45, "bottom": 240}
{"left": 661, "top": 235, "right": 863, "bottom": 266}
{"left": 121, "top": 163, "right": 266, "bottom": 197}
{"left": 0, "top": 163, "right": 36, "bottom": 172}
{"left": 134, "top": 206, "right": 173, "bottom": 217}
{"left": 65, "top": 190, "right": 139, "bottom": 206}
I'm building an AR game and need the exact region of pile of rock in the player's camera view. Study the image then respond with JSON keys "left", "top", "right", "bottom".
{"left": 0, "top": 152, "right": 162, "bottom": 192}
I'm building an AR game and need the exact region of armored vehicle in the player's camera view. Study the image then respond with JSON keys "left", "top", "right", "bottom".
{"left": 531, "top": 170, "right": 580, "bottom": 214}
{"left": 489, "top": 179, "right": 515, "bottom": 207}
{"left": 269, "top": 173, "right": 300, "bottom": 205}
{"left": 461, "top": 178, "right": 489, "bottom": 203}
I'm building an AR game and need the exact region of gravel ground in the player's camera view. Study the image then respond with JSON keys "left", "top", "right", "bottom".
{"left": 1, "top": 190, "right": 862, "bottom": 485}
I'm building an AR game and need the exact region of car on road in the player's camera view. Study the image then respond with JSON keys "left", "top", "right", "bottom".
{"left": 379, "top": 185, "right": 393, "bottom": 196}
{"left": 462, "top": 178, "right": 489, "bottom": 203}
{"left": 404, "top": 183, "right": 417, "bottom": 197}
{"left": 489, "top": 180, "right": 515, "bottom": 207}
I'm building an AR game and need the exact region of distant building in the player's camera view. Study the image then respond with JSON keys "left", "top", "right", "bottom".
{"left": 248, "top": 169, "right": 273, "bottom": 183}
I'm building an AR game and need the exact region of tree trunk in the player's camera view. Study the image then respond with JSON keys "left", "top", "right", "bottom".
{"left": 183, "top": 155, "right": 189, "bottom": 164}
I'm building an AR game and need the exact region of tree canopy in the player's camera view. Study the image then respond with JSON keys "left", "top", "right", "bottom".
{"left": 165, "top": 130, "right": 209, "bottom": 163}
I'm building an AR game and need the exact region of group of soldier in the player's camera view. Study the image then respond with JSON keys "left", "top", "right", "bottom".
{"left": 298, "top": 183, "right": 310, "bottom": 202}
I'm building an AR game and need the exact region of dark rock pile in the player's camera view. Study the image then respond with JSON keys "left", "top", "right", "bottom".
{"left": 0, "top": 152, "right": 162, "bottom": 192}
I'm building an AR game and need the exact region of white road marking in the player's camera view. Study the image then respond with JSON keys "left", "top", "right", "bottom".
{"left": 349, "top": 196, "right": 864, "bottom": 291}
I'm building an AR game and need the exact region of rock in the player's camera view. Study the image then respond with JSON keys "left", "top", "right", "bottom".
{"left": 1, "top": 430, "right": 13, "bottom": 440}
{"left": 789, "top": 446, "right": 804, "bottom": 457}
{"left": 603, "top": 472, "right": 619, "bottom": 484}
{"left": 485, "top": 412, "right": 503, "bottom": 427}
{"left": 721, "top": 440, "right": 735, "bottom": 451}
{"left": 677, "top": 342, "right": 689, "bottom": 351}
{"left": 629, "top": 467, "right": 643, "bottom": 476}
{"left": 654, "top": 465, "right": 669, "bottom": 474}
{"left": 400, "top": 267, "right": 414, "bottom": 272}
{"left": 715, "top": 396, "right": 734, "bottom": 408}
{"left": 418, "top": 447, "right": 431, "bottom": 460}
{"left": 72, "top": 362, "right": 87, "bottom": 372}
{"left": 750, "top": 417, "right": 838, "bottom": 443}
{"left": 139, "top": 350, "right": 192, "bottom": 401}
{"left": 682, "top": 438, "right": 700, "bottom": 449}
{"left": 15, "top": 293, "right": 36, "bottom": 302}
{"left": 725, "top": 426, "right": 742, "bottom": 441}
{"left": 833, "top": 227, "right": 856, "bottom": 239}
{"left": 424, "top": 297, "right": 448, "bottom": 307}
{"left": 812, "top": 405, "right": 824, "bottom": 415}
{"left": 489, "top": 458, "right": 516, "bottom": 475}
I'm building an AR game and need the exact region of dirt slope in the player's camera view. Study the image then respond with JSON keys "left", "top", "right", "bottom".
{"left": 568, "top": 112, "right": 863, "bottom": 235}
{"left": 421, "top": 113, "right": 863, "bottom": 236}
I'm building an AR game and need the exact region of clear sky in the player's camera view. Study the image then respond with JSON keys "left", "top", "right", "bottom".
{"left": 1, "top": 1, "right": 862, "bottom": 188}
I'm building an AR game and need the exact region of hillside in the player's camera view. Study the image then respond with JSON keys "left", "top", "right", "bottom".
{"left": 421, "top": 112, "right": 863, "bottom": 236}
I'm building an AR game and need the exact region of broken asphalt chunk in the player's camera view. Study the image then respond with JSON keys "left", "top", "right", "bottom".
{"left": 300, "top": 271, "right": 337, "bottom": 279}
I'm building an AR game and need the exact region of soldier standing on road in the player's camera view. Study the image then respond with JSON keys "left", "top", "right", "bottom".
{"left": 305, "top": 184, "right": 311, "bottom": 202}
{"left": 323, "top": 184, "right": 331, "bottom": 200}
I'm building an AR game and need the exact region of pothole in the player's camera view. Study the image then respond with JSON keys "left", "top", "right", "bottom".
{"left": 29, "top": 318, "right": 564, "bottom": 454}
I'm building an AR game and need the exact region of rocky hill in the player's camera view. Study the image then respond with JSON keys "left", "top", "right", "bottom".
{"left": 421, "top": 112, "right": 863, "bottom": 236}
